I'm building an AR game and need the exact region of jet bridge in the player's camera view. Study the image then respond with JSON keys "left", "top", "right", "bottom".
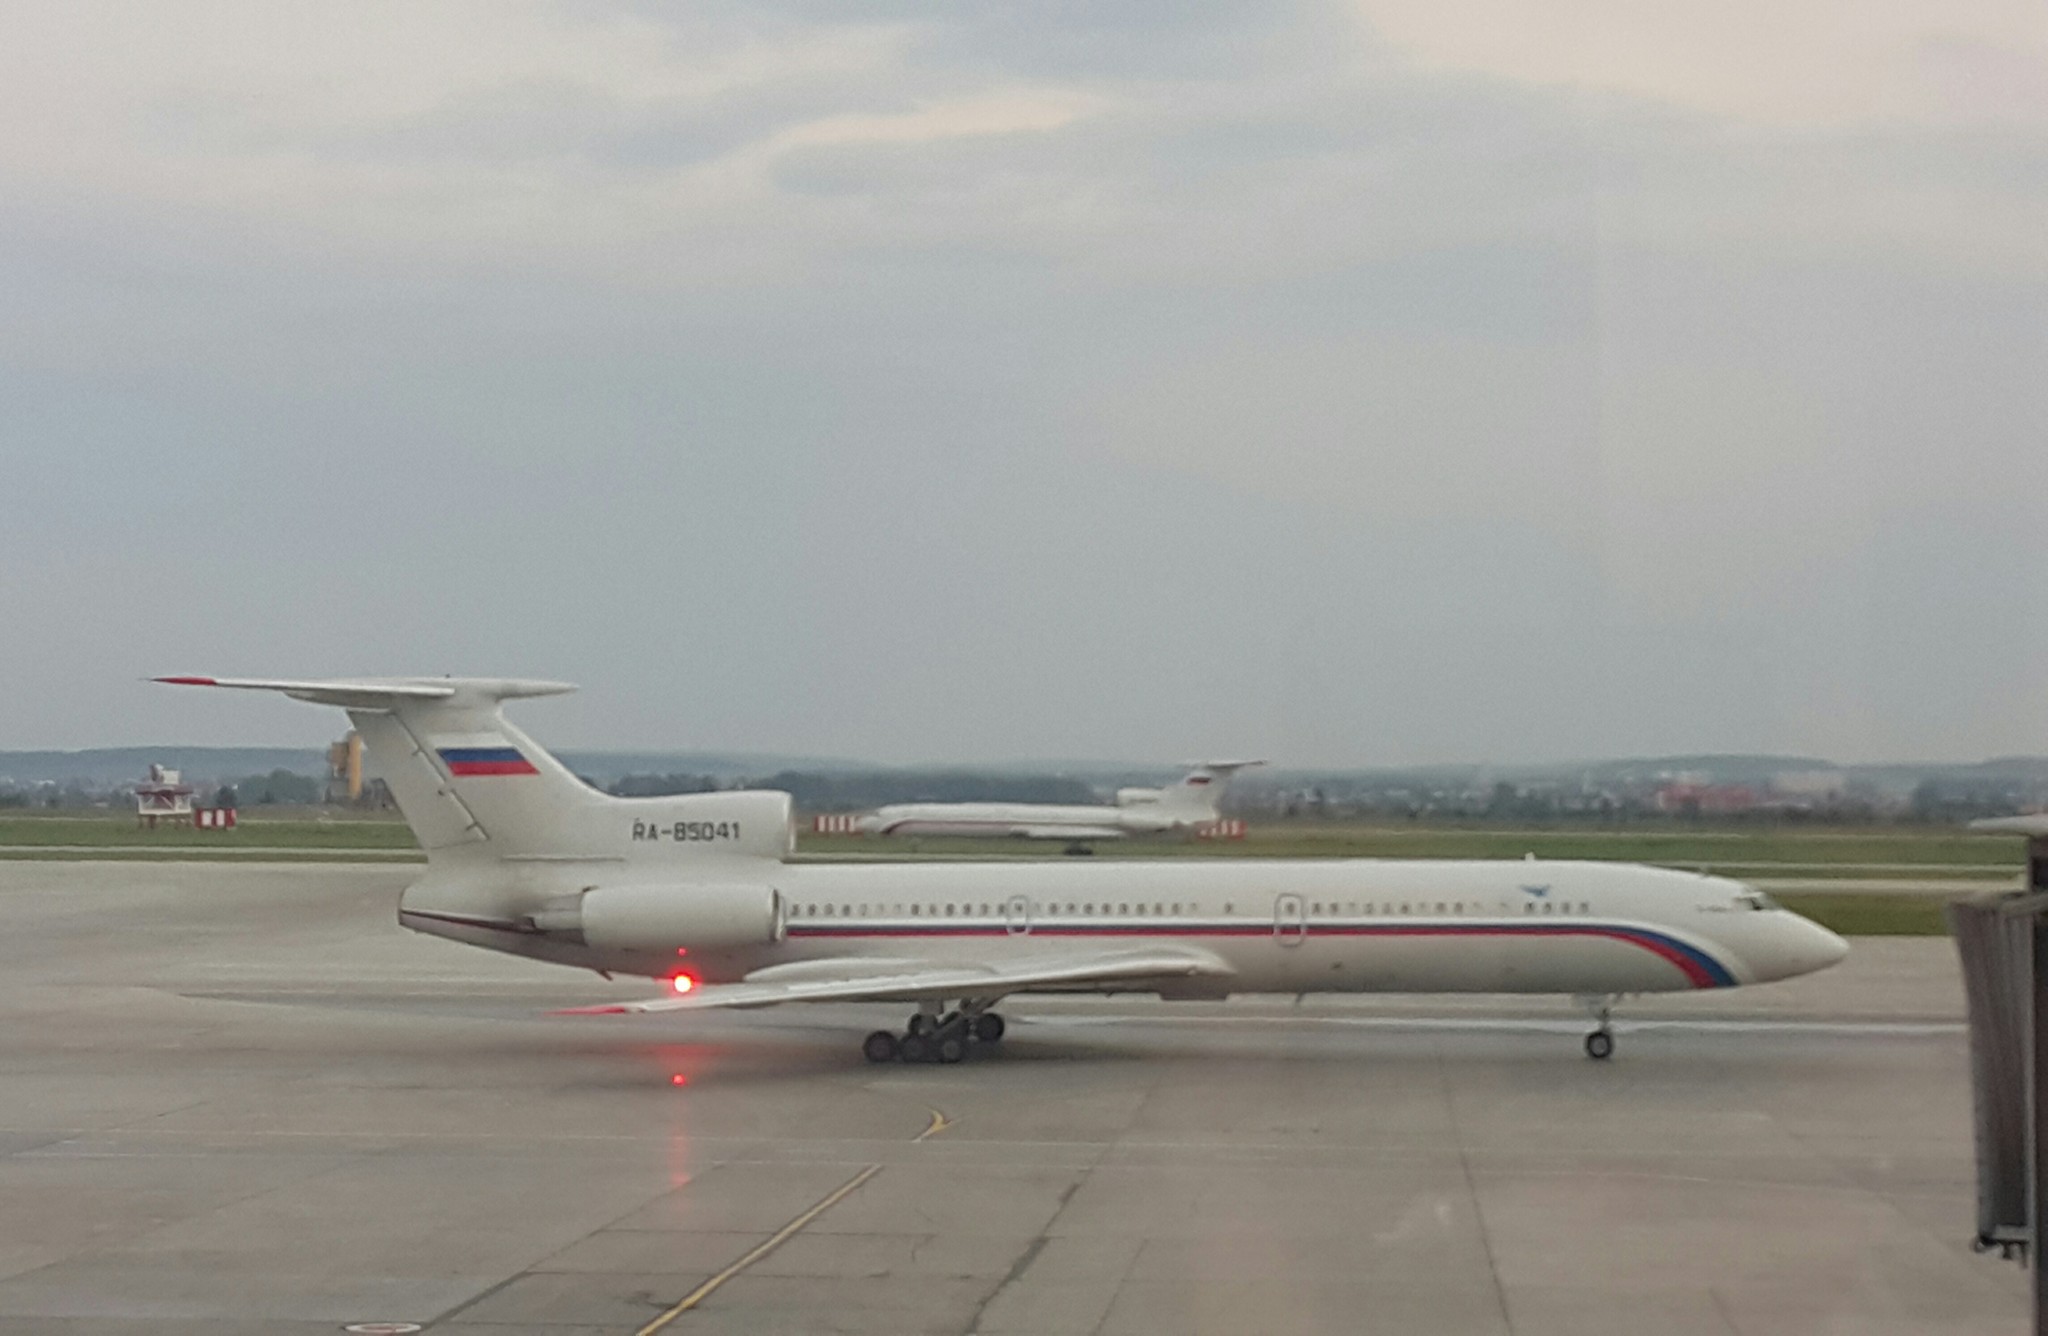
{"left": 1949, "top": 816, "right": 2048, "bottom": 1334}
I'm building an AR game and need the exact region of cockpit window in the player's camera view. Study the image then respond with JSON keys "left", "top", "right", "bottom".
{"left": 1736, "top": 889, "right": 1780, "bottom": 911}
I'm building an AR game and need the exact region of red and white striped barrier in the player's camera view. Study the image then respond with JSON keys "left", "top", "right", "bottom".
{"left": 812, "top": 813, "right": 864, "bottom": 835}
{"left": 1193, "top": 818, "right": 1247, "bottom": 840}
{"left": 194, "top": 807, "right": 238, "bottom": 830}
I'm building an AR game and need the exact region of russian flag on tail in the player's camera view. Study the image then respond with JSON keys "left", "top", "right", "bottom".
{"left": 435, "top": 734, "right": 539, "bottom": 777}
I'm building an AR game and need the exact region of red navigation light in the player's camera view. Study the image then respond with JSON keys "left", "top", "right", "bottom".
{"left": 675, "top": 947, "right": 688, "bottom": 957}
{"left": 670, "top": 1073, "right": 688, "bottom": 1086}
{"left": 670, "top": 974, "right": 696, "bottom": 995}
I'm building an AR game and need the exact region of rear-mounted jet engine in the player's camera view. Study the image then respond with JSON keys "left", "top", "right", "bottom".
{"left": 530, "top": 883, "right": 786, "bottom": 955}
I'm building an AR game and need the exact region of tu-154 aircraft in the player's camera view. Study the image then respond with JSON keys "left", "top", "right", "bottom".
{"left": 855, "top": 760, "right": 1263, "bottom": 841}
{"left": 156, "top": 675, "right": 1848, "bottom": 1064}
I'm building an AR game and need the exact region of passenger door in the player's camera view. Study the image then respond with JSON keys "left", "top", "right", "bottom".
{"left": 1273, "top": 893, "right": 1306, "bottom": 946}
{"left": 1004, "top": 894, "right": 1032, "bottom": 937}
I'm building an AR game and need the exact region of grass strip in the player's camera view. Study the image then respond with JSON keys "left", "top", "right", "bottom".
{"left": 1774, "top": 893, "right": 1958, "bottom": 936}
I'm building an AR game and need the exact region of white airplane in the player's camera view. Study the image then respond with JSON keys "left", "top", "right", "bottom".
{"left": 156, "top": 675, "right": 1848, "bottom": 1064}
{"left": 855, "top": 760, "right": 1263, "bottom": 841}
{"left": 1969, "top": 816, "right": 2048, "bottom": 837}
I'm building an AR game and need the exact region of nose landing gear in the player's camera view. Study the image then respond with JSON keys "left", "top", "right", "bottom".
{"left": 1578, "top": 995, "right": 1618, "bottom": 1060}
{"left": 864, "top": 1007, "right": 1007, "bottom": 1064}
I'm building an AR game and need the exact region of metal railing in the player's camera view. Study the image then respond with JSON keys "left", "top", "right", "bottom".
{"left": 1950, "top": 841, "right": 2048, "bottom": 1332}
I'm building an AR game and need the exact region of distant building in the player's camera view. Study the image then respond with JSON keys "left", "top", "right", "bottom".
{"left": 1655, "top": 782, "right": 1756, "bottom": 816}
{"left": 1772, "top": 770, "right": 1846, "bottom": 800}
{"left": 326, "top": 732, "right": 364, "bottom": 804}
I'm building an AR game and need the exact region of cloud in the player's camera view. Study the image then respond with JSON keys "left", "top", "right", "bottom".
{"left": 1356, "top": 0, "right": 2048, "bottom": 130}
{"left": 1, "top": 0, "right": 2038, "bottom": 288}
{"left": 0, "top": 0, "right": 2044, "bottom": 763}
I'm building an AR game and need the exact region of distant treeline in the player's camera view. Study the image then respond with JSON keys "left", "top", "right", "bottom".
{"left": 226, "top": 770, "right": 325, "bottom": 805}
{"left": 761, "top": 770, "right": 1099, "bottom": 810}
{"left": 606, "top": 773, "right": 723, "bottom": 798}
{"left": 0, "top": 768, "right": 331, "bottom": 809}
{"left": 9, "top": 766, "right": 1105, "bottom": 814}
{"left": 601, "top": 769, "right": 1100, "bottom": 811}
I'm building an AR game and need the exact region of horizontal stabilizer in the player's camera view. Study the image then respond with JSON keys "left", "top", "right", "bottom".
{"left": 154, "top": 675, "right": 574, "bottom": 710}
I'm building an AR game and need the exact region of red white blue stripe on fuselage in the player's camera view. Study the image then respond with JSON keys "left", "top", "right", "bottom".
{"left": 785, "top": 920, "right": 1738, "bottom": 988}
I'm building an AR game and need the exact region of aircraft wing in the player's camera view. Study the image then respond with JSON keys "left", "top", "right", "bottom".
{"left": 556, "top": 946, "right": 1234, "bottom": 1015}
{"left": 1970, "top": 815, "right": 2048, "bottom": 836}
{"left": 875, "top": 821, "right": 1128, "bottom": 840}
{"left": 1014, "top": 825, "right": 1127, "bottom": 840}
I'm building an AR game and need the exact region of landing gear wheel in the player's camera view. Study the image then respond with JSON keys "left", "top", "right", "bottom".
{"left": 899, "top": 1032, "right": 934, "bottom": 1063}
{"left": 862, "top": 1031, "right": 899, "bottom": 1064}
{"left": 972, "top": 1013, "right": 1006, "bottom": 1043}
{"left": 1584, "top": 1030, "right": 1615, "bottom": 1061}
{"left": 907, "top": 1013, "right": 936, "bottom": 1037}
{"left": 935, "top": 1033, "right": 967, "bottom": 1064}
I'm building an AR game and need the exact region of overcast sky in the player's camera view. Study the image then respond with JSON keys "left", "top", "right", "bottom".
{"left": 2, "top": 1, "right": 2045, "bottom": 766}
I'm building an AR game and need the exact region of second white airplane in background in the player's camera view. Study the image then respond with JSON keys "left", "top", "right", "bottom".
{"left": 857, "top": 760, "right": 1263, "bottom": 841}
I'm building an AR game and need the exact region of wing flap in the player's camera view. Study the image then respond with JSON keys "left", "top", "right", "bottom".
{"left": 557, "top": 947, "right": 1235, "bottom": 1015}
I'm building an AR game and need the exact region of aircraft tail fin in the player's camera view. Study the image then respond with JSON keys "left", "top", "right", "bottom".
{"left": 156, "top": 676, "right": 584, "bottom": 855}
{"left": 153, "top": 675, "right": 789, "bottom": 863}
{"left": 1153, "top": 759, "right": 1265, "bottom": 816}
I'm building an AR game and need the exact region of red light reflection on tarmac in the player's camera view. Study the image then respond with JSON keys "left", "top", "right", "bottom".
{"left": 654, "top": 1043, "right": 700, "bottom": 1188}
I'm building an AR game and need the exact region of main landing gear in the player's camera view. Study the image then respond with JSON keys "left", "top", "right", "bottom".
{"left": 863, "top": 1007, "right": 1007, "bottom": 1064}
{"left": 1579, "top": 995, "right": 1618, "bottom": 1060}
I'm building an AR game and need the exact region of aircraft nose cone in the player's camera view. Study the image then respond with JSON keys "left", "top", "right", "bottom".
{"left": 1807, "top": 920, "right": 1850, "bottom": 972}
{"left": 1771, "top": 915, "right": 1850, "bottom": 981}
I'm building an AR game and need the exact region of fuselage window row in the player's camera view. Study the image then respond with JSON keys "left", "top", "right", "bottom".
{"left": 788, "top": 899, "right": 1596, "bottom": 921}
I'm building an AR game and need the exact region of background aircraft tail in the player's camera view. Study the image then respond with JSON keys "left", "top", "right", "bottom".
{"left": 154, "top": 676, "right": 790, "bottom": 864}
{"left": 1124, "top": 759, "right": 1265, "bottom": 818}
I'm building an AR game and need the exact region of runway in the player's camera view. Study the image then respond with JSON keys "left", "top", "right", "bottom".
{"left": 0, "top": 862, "right": 2023, "bottom": 1334}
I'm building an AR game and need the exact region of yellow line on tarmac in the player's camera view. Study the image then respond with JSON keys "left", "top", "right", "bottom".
{"left": 636, "top": 1163, "right": 882, "bottom": 1335}
{"left": 635, "top": 1107, "right": 951, "bottom": 1334}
